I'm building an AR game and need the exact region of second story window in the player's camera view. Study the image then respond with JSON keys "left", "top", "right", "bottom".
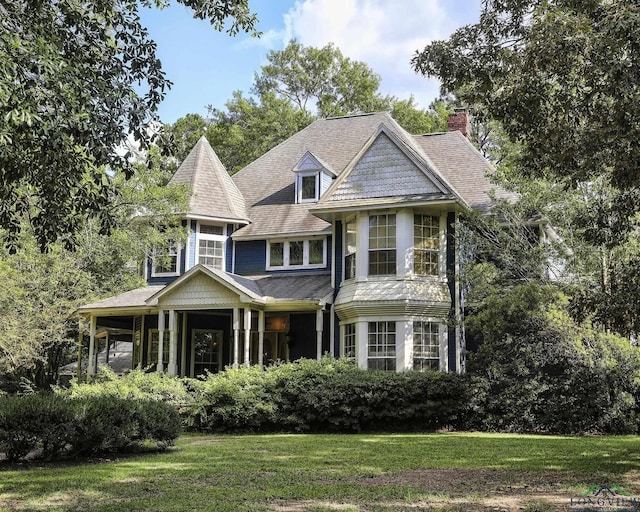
{"left": 198, "top": 224, "right": 225, "bottom": 270}
{"left": 267, "top": 238, "right": 326, "bottom": 270}
{"left": 152, "top": 240, "right": 180, "bottom": 277}
{"left": 414, "top": 214, "right": 440, "bottom": 276}
{"left": 368, "top": 214, "right": 396, "bottom": 276}
{"left": 344, "top": 220, "right": 357, "bottom": 280}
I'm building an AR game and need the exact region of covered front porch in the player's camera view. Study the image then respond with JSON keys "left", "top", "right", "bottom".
{"left": 77, "top": 265, "right": 333, "bottom": 378}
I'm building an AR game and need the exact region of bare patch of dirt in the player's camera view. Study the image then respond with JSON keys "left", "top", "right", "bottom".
{"left": 268, "top": 468, "right": 619, "bottom": 511}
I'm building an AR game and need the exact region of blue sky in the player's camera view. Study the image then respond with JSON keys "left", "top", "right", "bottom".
{"left": 139, "top": 0, "right": 481, "bottom": 124}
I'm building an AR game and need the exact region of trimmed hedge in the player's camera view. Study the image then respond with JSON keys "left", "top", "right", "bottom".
{"left": 0, "top": 394, "right": 181, "bottom": 462}
{"left": 184, "top": 358, "right": 471, "bottom": 433}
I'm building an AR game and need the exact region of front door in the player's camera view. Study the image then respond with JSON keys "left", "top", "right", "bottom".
{"left": 191, "top": 329, "right": 223, "bottom": 376}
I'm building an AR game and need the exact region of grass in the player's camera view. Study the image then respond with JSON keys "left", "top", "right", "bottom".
{"left": 2, "top": 432, "right": 640, "bottom": 511}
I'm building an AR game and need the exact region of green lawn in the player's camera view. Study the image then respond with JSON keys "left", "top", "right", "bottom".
{"left": 2, "top": 432, "right": 640, "bottom": 511}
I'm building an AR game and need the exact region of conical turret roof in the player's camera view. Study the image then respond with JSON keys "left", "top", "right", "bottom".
{"left": 169, "top": 136, "right": 248, "bottom": 222}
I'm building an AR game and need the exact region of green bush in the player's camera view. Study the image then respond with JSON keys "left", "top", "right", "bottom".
{"left": 0, "top": 394, "right": 181, "bottom": 462}
{"left": 186, "top": 366, "right": 277, "bottom": 431}
{"left": 269, "top": 358, "right": 470, "bottom": 432}
{"left": 182, "top": 358, "right": 470, "bottom": 433}
{"left": 466, "top": 284, "right": 640, "bottom": 434}
{"left": 61, "top": 367, "right": 195, "bottom": 423}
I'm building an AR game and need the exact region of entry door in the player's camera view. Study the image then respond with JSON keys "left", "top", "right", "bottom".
{"left": 191, "top": 329, "right": 223, "bottom": 376}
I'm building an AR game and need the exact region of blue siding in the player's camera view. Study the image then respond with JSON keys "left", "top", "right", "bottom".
{"left": 234, "top": 240, "right": 267, "bottom": 275}
{"left": 225, "top": 225, "right": 234, "bottom": 271}
{"left": 187, "top": 220, "right": 196, "bottom": 270}
{"left": 333, "top": 221, "right": 343, "bottom": 289}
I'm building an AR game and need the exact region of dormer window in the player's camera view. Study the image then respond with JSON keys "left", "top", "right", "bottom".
{"left": 297, "top": 172, "right": 320, "bottom": 203}
{"left": 292, "top": 151, "right": 336, "bottom": 204}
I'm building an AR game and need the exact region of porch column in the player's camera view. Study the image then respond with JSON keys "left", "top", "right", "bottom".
{"left": 76, "top": 320, "right": 83, "bottom": 379}
{"left": 243, "top": 308, "right": 251, "bottom": 367}
{"left": 316, "top": 309, "right": 323, "bottom": 360}
{"left": 232, "top": 307, "right": 240, "bottom": 368}
{"left": 157, "top": 309, "right": 165, "bottom": 372}
{"left": 87, "top": 315, "right": 97, "bottom": 377}
{"left": 168, "top": 309, "right": 177, "bottom": 376}
{"left": 258, "top": 310, "right": 265, "bottom": 368}
{"left": 105, "top": 331, "right": 110, "bottom": 365}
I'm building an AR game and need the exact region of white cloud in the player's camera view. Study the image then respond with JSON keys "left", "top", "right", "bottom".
{"left": 268, "top": 0, "right": 472, "bottom": 108}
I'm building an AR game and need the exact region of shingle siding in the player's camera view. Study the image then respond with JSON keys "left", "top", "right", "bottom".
{"left": 329, "top": 133, "right": 441, "bottom": 202}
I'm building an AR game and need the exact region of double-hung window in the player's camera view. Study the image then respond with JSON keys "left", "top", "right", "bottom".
{"left": 344, "top": 220, "right": 357, "bottom": 280}
{"left": 343, "top": 323, "right": 356, "bottom": 358}
{"left": 367, "top": 321, "right": 396, "bottom": 371}
{"left": 267, "top": 238, "right": 326, "bottom": 269}
{"left": 368, "top": 214, "right": 396, "bottom": 276}
{"left": 152, "top": 240, "right": 179, "bottom": 277}
{"left": 414, "top": 214, "right": 440, "bottom": 276}
{"left": 413, "top": 321, "right": 441, "bottom": 371}
{"left": 198, "top": 224, "right": 225, "bottom": 270}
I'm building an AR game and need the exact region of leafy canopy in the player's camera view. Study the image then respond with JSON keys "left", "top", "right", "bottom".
{"left": 0, "top": 0, "right": 257, "bottom": 251}
{"left": 412, "top": 0, "right": 640, "bottom": 191}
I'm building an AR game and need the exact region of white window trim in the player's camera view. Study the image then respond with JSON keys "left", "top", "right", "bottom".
{"left": 266, "top": 238, "right": 327, "bottom": 270}
{"left": 196, "top": 222, "right": 227, "bottom": 271}
{"left": 296, "top": 172, "right": 320, "bottom": 204}
{"left": 148, "top": 328, "right": 169, "bottom": 367}
{"left": 151, "top": 241, "right": 181, "bottom": 278}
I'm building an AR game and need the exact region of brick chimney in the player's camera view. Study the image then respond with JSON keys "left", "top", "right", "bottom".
{"left": 447, "top": 109, "right": 471, "bottom": 138}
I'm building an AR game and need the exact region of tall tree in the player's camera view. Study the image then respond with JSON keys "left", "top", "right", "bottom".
{"left": 254, "top": 40, "right": 391, "bottom": 118}
{"left": 0, "top": 0, "right": 257, "bottom": 251}
{"left": 412, "top": 0, "right": 640, "bottom": 192}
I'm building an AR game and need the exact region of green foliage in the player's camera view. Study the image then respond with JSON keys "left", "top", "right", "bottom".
{"left": 62, "top": 367, "right": 195, "bottom": 420}
{"left": 187, "top": 366, "right": 278, "bottom": 431}
{"left": 270, "top": 358, "right": 470, "bottom": 432}
{"left": 0, "top": 394, "right": 180, "bottom": 461}
{"left": 254, "top": 40, "right": 391, "bottom": 118}
{"left": 413, "top": 0, "right": 640, "bottom": 193}
{"left": 467, "top": 283, "right": 640, "bottom": 434}
{"left": 0, "top": 0, "right": 257, "bottom": 251}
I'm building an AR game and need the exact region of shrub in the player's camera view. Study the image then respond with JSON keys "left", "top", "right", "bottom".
{"left": 186, "top": 366, "right": 277, "bottom": 431}
{"left": 0, "top": 394, "right": 180, "bottom": 461}
{"left": 269, "top": 358, "right": 470, "bottom": 432}
{"left": 60, "top": 367, "right": 195, "bottom": 423}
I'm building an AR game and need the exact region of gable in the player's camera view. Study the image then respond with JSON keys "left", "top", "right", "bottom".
{"left": 328, "top": 132, "right": 447, "bottom": 202}
{"left": 158, "top": 273, "right": 241, "bottom": 307}
{"left": 294, "top": 152, "right": 322, "bottom": 171}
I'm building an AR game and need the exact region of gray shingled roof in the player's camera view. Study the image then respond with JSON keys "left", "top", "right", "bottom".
{"left": 232, "top": 112, "right": 512, "bottom": 238}
{"left": 79, "top": 286, "right": 163, "bottom": 311}
{"left": 170, "top": 136, "right": 248, "bottom": 222}
{"left": 412, "top": 131, "right": 518, "bottom": 212}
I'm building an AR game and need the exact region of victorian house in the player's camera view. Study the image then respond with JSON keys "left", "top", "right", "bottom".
{"left": 78, "top": 111, "right": 511, "bottom": 377}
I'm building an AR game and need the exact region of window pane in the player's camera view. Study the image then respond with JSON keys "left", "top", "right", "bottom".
{"left": 309, "top": 239, "right": 324, "bottom": 265}
{"left": 344, "top": 323, "right": 356, "bottom": 358}
{"left": 200, "top": 224, "right": 224, "bottom": 236}
{"left": 369, "top": 215, "right": 396, "bottom": 276}
{"left": 199, "top": 239, "right": 224, "bottom": 269}
{"left": 413, "top": 321, "right": 440, "bottom": 371}
{"left": 414, "top": 214, "right": 440, "bottom": 276}
{"left": 301, "top": 175, "right": 317, "bottom": 200}
{"left": 270, "top": 242, "right": 284, "bottom": 266}
{"left": 367, "top": 321, "right": 396, "bottom": 371}
{"left": 154, "top": 240, "right": 178, "bottom": 274}
{"left": 289, "top": 241, "right": 304, "bottom": 265}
